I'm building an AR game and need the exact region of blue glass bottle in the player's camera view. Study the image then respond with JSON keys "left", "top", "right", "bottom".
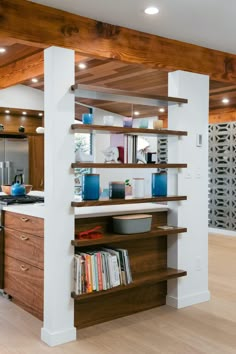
{"left": 82, "top": 174, "right": 100, "bottom": 200}
{"left": 152, "top": 172, "right": 167, "bottom": 197}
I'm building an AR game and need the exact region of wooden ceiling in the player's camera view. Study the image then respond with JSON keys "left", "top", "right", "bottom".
{"left": 1, "top": 42, "right": 236, "bottom": 119}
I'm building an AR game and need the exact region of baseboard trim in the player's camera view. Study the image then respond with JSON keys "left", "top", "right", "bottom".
{"left": 208, "top": 227, "right": 236, "bottom": 237}
{"left": 41, "top": 327, "right": 77, "bottom": 347}
{"left": 166, "top": 290, "right": 211, "bottom": 309}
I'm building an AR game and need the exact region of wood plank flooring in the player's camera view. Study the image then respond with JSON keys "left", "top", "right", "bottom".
{"left": 0, "top": 233, "right": 235, "bottom": 354}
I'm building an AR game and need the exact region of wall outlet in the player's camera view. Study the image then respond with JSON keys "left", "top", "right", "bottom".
{"left": 196, "top": 133, "right": 203, "bottom": 147}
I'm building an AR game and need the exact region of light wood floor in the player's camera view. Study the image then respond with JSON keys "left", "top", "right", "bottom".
{"left": 0, "top": 233, "right": 235, "bottom": 354}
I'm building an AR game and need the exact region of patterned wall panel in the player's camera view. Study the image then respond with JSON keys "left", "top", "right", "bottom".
{"left": 156, "top": 137, "right": 168, "bottom": 172}
{"left": 208, "top": 122, "right": 236, "bottom": 230}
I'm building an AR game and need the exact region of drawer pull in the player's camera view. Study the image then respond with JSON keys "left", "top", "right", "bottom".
{"left": 20, "top": 235, "right": 29, "bottom": 241}
{"left": 20, "top": 265, "right": 29, "bottom": 272}
{"left": 20, "top": 217, "right": 29, "bottom": 222}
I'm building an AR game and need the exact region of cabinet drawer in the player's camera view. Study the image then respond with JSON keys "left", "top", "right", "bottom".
{"left": 4, "top": 255, "right": 43, "bottom": 319}
{"left": 4, "top": 212, "right": 44, "bottom": 237}
{"left": 5, "top": 228, "right": 44, "bottom": 269}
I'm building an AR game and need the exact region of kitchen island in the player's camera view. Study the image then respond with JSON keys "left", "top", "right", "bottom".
{"left": 1, "top": 196, "right": 187, "bottom": 328}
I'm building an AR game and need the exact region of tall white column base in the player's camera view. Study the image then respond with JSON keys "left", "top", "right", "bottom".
{"left": 166, "top": 290, "right": 210, "bottom": 308}
{"left": 41, "top": 327, "right": 77, "bottom": 347}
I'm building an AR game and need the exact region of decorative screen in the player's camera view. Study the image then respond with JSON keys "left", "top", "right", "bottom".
{"left": 208, "top": 122, "right": 236, "bottom": 230}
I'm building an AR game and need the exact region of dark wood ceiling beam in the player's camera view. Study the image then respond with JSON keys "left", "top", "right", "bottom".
{"left": 1, "top": 0, "right": 236, "bottom": 84}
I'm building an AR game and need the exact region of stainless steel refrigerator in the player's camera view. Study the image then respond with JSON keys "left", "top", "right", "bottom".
{"left": 0, "top": 136, "right": 29, "bottom": 190}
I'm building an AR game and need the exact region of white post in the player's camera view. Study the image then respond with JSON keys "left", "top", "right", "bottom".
{"left": 41, "top": 47, "right": 76, "bottom": 346}
{"left": 167, "top": 71, "right": 210, "bottom": 308}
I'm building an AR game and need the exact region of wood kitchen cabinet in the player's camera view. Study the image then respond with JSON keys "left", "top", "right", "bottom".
{"left": 3, "top": 211, "right": 44, "bottom": 320}
{"left": 0, "top": 227, "right": 3, "bottom": 289}
{"left": 28, "top": 135, "right": 44, "bottom": 191}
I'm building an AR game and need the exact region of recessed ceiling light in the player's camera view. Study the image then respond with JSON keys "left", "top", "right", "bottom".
{"left": 222, "top": 98, "right": 229, "bottom": 104}
{"left": 144, "top": 7, "right": 159, "bottom": 15}
{"left": 31, "top": 78, "right": 38, "bottom": 83}
{"left": 159, "top": 108, "right": 165, "bottom": 113}
{"left": 38, "top": 112, "right": 43, "bottom": 116}
{"left": 134, "top": 111, "right": 140, "bottom": 115}
{"left": 0, "top": 48, "right": 6, "bottom": 53}
{"left": 22, "top": 111, "right": 27, "bottom": 115}
{"left": 78, "top": 63, "right": 87, "bottom": 69}
{"left": 5, "top": 109, "right": 10, "bottom": 114}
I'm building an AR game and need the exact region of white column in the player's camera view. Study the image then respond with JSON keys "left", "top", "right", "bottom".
{"left": 41, "top": 47, "right": 76, "bottom": 346}
{"left": 167, "top": 71, "right": 210, "bottom": 308}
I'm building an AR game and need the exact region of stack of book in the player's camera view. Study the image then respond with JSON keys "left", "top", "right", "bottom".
{"left": 74, "top": 248, "right": 132, "bottom": 295}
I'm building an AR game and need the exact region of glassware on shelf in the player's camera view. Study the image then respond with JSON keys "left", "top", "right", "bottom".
{"left": 153, "top": 119, "right": 163, "bottom": 129}
{"left": 103, "top": 115, "right": 114, "bottom": 126}
{"left": 139, "top": 119, "right": 149, "bottom": 128}
{"left": 123, "top": 117, "right": 133, "bottom": 128}
{"left": 109, "top": 181, "right": 125, "bottom": 199}
{"left": 152, "top": 172, "right": 167, "bottom": 196}
{"left": 133, "top": 178, "right": 145, "bottom": 198}
{"left": 82, "top": 174, "right": 100, "bottom": 200}
{"left": 82, "top": 113, "right": 93, "bottom": 124}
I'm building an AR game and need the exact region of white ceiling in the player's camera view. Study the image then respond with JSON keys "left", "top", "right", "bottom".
{"left": 29, "top": 0, "right": 236, "bottom": 54}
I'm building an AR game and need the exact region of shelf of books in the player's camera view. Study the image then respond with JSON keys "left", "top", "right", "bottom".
{"left": 72, "top": 227, "right": 187, "bottom": 247}
{"left": 72, "top": 263, "right": 187, "bottom": 301}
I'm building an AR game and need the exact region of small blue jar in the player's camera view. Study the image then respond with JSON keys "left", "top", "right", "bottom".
{"left": 82, "top": 174, "right": 100, "bottom": 200}
{"left": 82, "top": 113, "right": 93, "bottom": 124}
{"left": 152, "top": 172, "right": 167, "bottom": 197}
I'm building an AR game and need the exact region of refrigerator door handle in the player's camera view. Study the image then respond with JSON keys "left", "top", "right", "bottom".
{"left": 0, "top": 162, "right": 5, "bottom": 185}
{"left": 5, "top": 161, "right": 13, "bottom": 185}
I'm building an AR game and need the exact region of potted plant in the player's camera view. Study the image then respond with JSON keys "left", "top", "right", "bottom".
{"left": 125, "top": 179, "right": 132, "bottom": 196}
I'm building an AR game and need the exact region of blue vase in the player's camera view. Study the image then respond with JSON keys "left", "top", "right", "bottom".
{"left": 82, "top": 174, "right": 100, "bottom": 200}
{"left": 152, "top": 173, "right": 167, "bottom": 197}
{"left": 82, "top": 113, "right": 93, "bottom": 124}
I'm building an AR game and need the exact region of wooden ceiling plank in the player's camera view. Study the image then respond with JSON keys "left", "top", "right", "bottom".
{"left": 0, "top": 50, "right": 44, "bottom": 89}
{"left": 210, "top": 85, "right": 236, "bottom": 94}
{"left": 210, "top": 91, "right": 236, "bottom": 100}
{"left": 79, "top": 68, "right": 156, "bottom": 86}
{"left": 1, "top": 0, "right": 236, "bottom": 83}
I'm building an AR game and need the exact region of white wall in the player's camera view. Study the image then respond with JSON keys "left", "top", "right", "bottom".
{"left": 167, "top": 70, "right": 210, "bottom": 308}
{"left": 0, "top": 84, "right": 44, "bottom": 110}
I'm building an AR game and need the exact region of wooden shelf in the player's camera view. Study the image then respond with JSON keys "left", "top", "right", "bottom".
{"left": 71, "top": 84, "right": 188, "bottom": 107}
{"left": 71, "top": 162, "right": 187, "bottom": 169}
{"left": 72, "top": 268, "right": 187, "bottom": 301}
{"left": 71, "top": 124, "right": 188, "bottom": 136}
{"left": 71, "top": 195, "right": 187, "bottom": 207}
{"left": 72, "top": 227, "right": 187, "bottom": 247}
{"left": 0, "top": 132, "right": 39, "bottom": 137}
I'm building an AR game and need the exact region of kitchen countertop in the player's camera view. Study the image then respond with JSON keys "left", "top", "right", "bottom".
{"left": 1, "top": 191, "right": 168, "bottom": 218}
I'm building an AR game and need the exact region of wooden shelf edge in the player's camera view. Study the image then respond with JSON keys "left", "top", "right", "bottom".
{"left": 72, "top": 227, "right": 187, "bottom": 247}
{"left": 71, "top": 163, "right": 187, "bottom": 169}
{"left": 71, "top": 196, "right": 187, "bottom": 207}
{"left": 71, "top": 268, "right": 187, "bottom": 301}
{"left": 71, "top": 84, "right": 188, "bottom": 105}
{"left": 71, "top": 124, "right": 188, "bottom": 136}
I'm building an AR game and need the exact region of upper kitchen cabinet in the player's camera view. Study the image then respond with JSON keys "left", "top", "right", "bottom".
{"left": 0, "top": 107, "right": 43, "bottom": 135}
